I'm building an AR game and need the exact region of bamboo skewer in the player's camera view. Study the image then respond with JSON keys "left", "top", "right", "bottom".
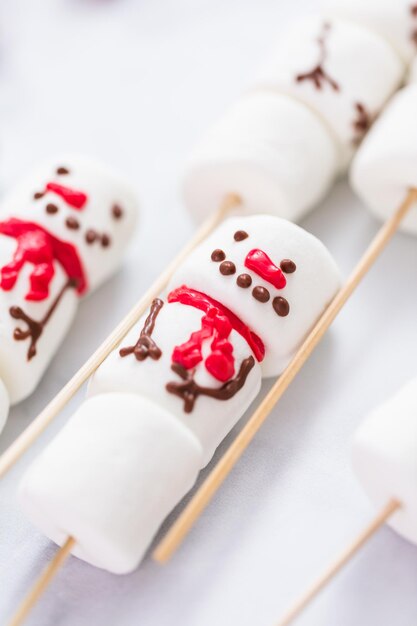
{"left": 153, "top": 188, "right": 417, "bottom": 564}
{"left": 275, "top": 498, "right": 401, "bottom": 626}
{"left": 0, "top": 193, "right": 241, "bottom": 480}
{"left": 8, "top": 536, "right": 76, "bottom": 626}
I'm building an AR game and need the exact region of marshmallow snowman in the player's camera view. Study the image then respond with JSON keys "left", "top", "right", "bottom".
{"left": 350, "top": 84, "right": 417, "bottom": 235}
{"left": 0, "top": 156, "right": 138, "bottom": 432}
{"left": 323, "top": 0, "right": 417, "bottom": 64}
{"left": 20, "top": 215, "right": 341, "bottom": 573}
{"left": 352, "top": 377, "right": 417, "bottom": 545}
{"left": 257, "top": 17, "right": 404, "bottom": 168}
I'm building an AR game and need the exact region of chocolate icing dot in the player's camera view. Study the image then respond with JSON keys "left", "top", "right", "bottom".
{"left": 252, "top": 286, "right": 270, "bottom": 302}
{"left": 33, "top": 191, "right": 45, "bottom": 200}
{"left": 85, "top": 229, "right": 97, "bottom": 244}
{"left": 65, "top": 216, "right": 80, "bottom": 230}
{"left": 237, "top": 273, "right": 252, "bottom": 288}
{"left": 101, "top": 234, "right": 111, "bottom": 248}
{"left": 56, "top": 166, "right": 70, "bottom": 175}
{"left": 273, "top": 296, "right": 290, "bottom": 317}
{"left": 211, "top": 249, "right": 226, "bottom": 262}
{"left": 234, "top": 230, "right": 249, "bottom": 242}
{"left": 46, "top": 203, "right": 58, "bottom": 214}
{"left": 219, "top": 261, "right": 236, "bottom": 275}
{"left": 280, "top": 259, "right": 296, "bottom": 274}
{"left": 112, "top": 204, "right": 123, "bottom": 220}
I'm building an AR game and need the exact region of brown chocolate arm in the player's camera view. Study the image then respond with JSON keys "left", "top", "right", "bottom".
{"left": 166, "top": 356, "right": 255, "bottom": 413}
{"left": 295, "top": 22, "right": 340, "bottom": 92}
{"left": 119, "top": 298, "right": 164, "bottom": 361}
{"left": 10, "top": 278, "right": 77, "bottom": 361}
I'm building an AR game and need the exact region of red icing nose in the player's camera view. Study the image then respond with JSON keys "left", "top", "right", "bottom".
{"left": 45, "top": 182, "right": 87, "bottom": 210}
{"left": 244, "top": 249, "right": 286, "bottom": 289}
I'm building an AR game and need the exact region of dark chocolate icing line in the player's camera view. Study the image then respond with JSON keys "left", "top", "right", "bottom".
{"left": 352, "top": 102, "right": 372, "bottom": 146}
{"left": 119, "top": 298, "right": 164, "bottom": 361}
{"left": 295, "top": 22, "right": 340, "bottom": 92}
{"left": 10, "top": 278, "right": 77, "bottom": 361}
{"left": 166, "top": 355, "right": 255, "bottom": 413}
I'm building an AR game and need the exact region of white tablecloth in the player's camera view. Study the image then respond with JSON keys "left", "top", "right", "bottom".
{"left": 0, "top": 1, "right": 416, "bottom": 625}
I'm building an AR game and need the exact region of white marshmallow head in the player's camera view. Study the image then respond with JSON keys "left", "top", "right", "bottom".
{"left": 410, "top": 55, "right": 417, "bottom": 83}
{"left": 352, "top": 377, "right": 417, "bottom": 545}
{"left": 257, "top": 17, "right": 404, "bottom": 168}
{"left": 350, "top": 85, "right": 417, "bottom": 235}
{"left": 0, "top": 156, "right": 139, "bottom": 293}
{"left": 323, "top": 0, "right": 417, "bottom": 64}
{"left": 183, "top": 92, "right": 338, "bottom": 224}
{"left": 170, "top": 215, "right": 341, "bottom": 377}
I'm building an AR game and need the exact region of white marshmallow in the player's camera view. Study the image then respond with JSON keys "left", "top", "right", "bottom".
{"left": 352, "top": 377, "right": 417, "bottom": 545}
{"left": 0, "top": 379, "right": 9, "bottom": 434}
{"left": 171, "top": 215, "right": 341, "bottom": 378}
{"left": 2, "top": 155, "right": 139, "bottom": 291}
{"left": 257, "top": 17, "right": 404, "bottom": 168}
{"left": 88, "top": 302, "right": 262, "bottom": 466}
{"left": 183, "top": 92, "right": 338, "bottom": 224}
{"left": 350, "top": 84, "right": 417, "bottom": 235}
{"left": 409, "top": 54, "right": 417, "bottom": 82}
{"left": 19, "top": 393, "right": 203, "bottom": 574}
{"left": 323, "top": 0, "right": 417, "bottom": 64}
{"left": 0, "top": 157, "right": 139, "bottom": 414}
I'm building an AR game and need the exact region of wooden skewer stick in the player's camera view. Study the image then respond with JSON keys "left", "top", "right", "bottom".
{"left": 153, "top": 188, "right": 417, "bottom": 564}
{"left": 0, "top": 193, "right": 241, "bottom": 480}
{"left": 8, "top": 536, "right": 76, "bottom": 626}
{"left": 275, "top": 498, "right": 401, "bottom": 626}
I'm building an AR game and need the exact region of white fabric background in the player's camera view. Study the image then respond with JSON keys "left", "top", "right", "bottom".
{"left": 0, "top": 1, "right": 416, "bottom": 625}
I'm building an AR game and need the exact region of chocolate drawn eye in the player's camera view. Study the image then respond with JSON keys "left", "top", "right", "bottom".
{"left": 252, "top": 286, "right": 270, "bottom": 302}
{"left": 273, "top": 296, "right": 290, "bottom": 317}
{"left": 112, "top": 204, "right": 123, "bottom": 220}
{"left": 211, "top": 249, "right": 226, "bottom": 262}
{"left": 101, "top": 234, "right": 111, "bottom": 248}
{"left": 280, "top": 259, "right": 296, "bottom": 274}
{"left": 85, "top": 230, "right": 97, "bottom": 244}
{"left": 46, "top": 203, "right": 59, "bottom": 214}
{"left": 56, "top": 166, "right": 70, "bottom": 175}
{"left": 33, "top": 191, "right": 45, "bottom": 200}
{"left": 234, "top": 230, "right": 248, "bottom": 242}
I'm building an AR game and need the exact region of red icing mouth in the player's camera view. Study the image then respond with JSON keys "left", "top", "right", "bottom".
{"left": 244, "top": 249, "right": 286, "bottom": 289}
{"left": 0, "top": 218, "right": 88, "bottom": 301}
{"left": 45, "top": 182, "right": 87, "bottom": 210}
{"left": 168, "top": 285, "right": 265, "bottom": 363}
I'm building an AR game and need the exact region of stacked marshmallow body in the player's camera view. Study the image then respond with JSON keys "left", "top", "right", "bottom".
{"left": 351, "top": 84, "right": 417, "bottom": 234}
{"left": 20, "top": 215, "right": 341, "bottom": 573}
{"left": 0, "top": 157, "right": 138, "bottom": 431}
{"left": 323, "top": 0, "right": 417, "bottom": 64}
{"left": 352, "top": 377, "right": 417, "bottom": 545}
{"left": 183, "top": 93, "right": 338, "bottom": 224}
{"left": 257, "top": 18, "right": 404, "bottom": 168}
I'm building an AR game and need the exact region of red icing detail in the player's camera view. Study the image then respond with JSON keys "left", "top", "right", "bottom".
{"left": 168, "top": 286, "right": 265, "bottom": 363}
{"left": 0, "top": 218, "right": 88, "bottom": 301}
{"left": 45, "top": 182, "right": 87, "bottom": 210}
{"left": 244, "top": 249, "right": 286, "bottom": 289}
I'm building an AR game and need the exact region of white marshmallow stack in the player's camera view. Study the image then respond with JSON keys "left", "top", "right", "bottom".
{"left": 350, "top": 84, "right": 417, "bottom": 234}
{"left": 0, "top": 156, "right": 139, "bottom": 431}
{"left": 19, "top": 394, "right": 203, "bottom": 574}
{"left": 323, "top": 0, "right": 417, "bottom": 64}
{"left": 20, "top": 214, "right": 341, "bottom": 573}
{"left": 352, "top": 377, "right": 417, "bottom": 545}
{"left": 183, "top": 92, "right": 338, "bottom": 224}
{"left": 409, "top": 54, "right": 417, "bottom": 83}
{"left": 257, "top": 18, "right": 404, "bottom": 168}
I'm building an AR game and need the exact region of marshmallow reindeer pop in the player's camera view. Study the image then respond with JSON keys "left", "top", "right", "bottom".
{"left": 0, "top": 157, "right": 138, "bottom": 433}
{"left": 0, "top": 6, "right": 411, "bottom": 479}
{"left": 275, "top": 376, "right": 417, "bottom": 626}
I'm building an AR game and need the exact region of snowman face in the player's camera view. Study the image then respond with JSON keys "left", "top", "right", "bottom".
{"left": 170, "top": 215, "right": 341, "bottom": 377}
{"left": 0, "top": 156, "right": 139, "bottom": 292}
